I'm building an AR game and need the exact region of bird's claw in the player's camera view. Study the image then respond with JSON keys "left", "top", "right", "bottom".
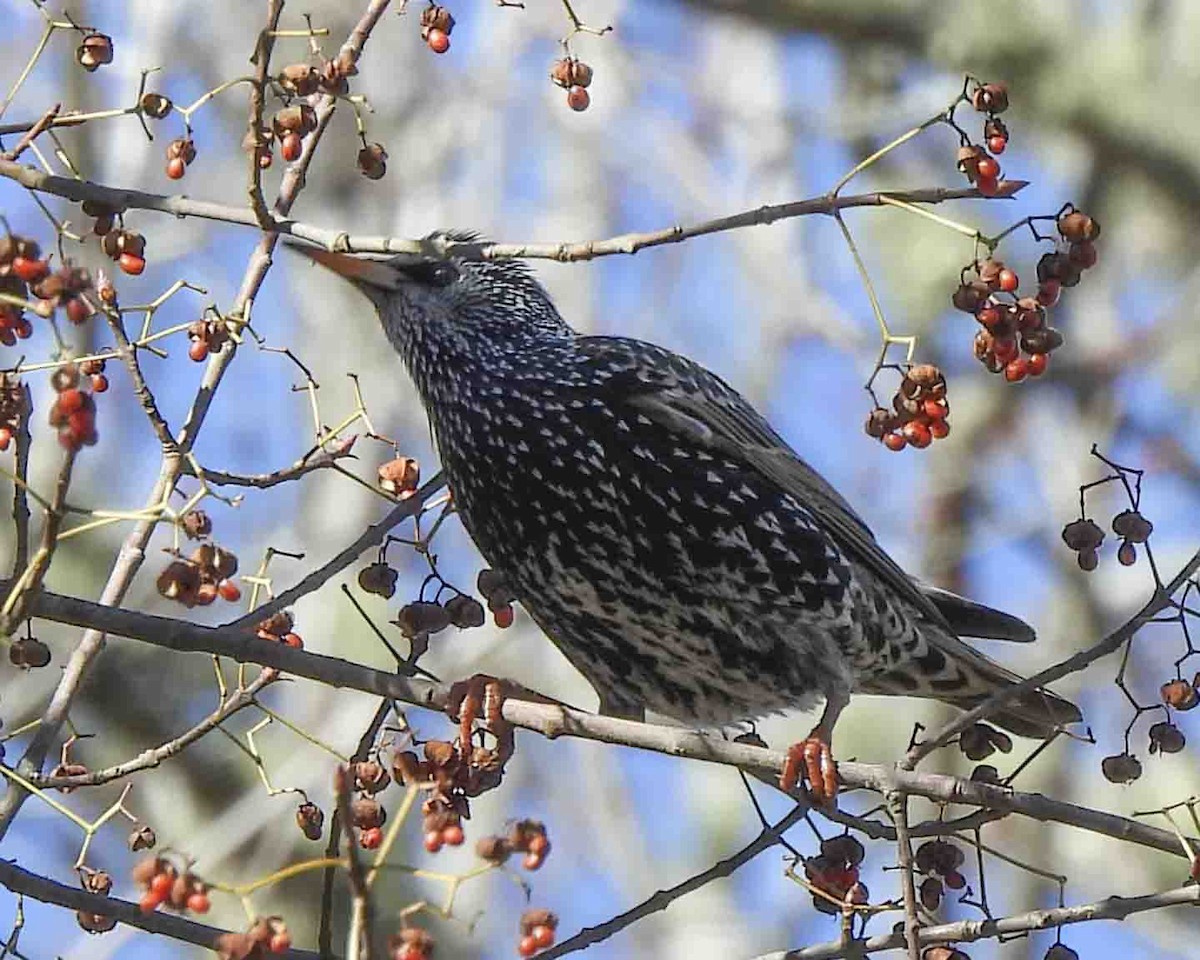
{"left": 781, "top": 734, "right": 839, "bottom": 806}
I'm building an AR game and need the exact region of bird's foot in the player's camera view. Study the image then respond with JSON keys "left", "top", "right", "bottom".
{"left": 781, "top": 734, "right": 839, "bottom": 806}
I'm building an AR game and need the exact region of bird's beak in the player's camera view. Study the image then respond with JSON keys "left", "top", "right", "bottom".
{"left": 286, "top": 241, "right": 403, "bottom": 291}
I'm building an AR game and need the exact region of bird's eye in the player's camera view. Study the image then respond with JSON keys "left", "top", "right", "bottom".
{"left": 397, "top": 259, "right": 458, "bottom": 287}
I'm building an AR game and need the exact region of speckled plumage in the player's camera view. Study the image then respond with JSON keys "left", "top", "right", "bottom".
{"left": 300, "top": 234, "right": 1080, "bottom": 738}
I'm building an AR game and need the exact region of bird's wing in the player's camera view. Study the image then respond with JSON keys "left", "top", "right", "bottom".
{"left": 575, "top": 336, "right": 950, "bottom": 630}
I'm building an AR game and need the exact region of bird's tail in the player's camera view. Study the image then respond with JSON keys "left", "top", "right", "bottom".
{"left": 863, "top": 631, "right": 1081, "bottom": 740}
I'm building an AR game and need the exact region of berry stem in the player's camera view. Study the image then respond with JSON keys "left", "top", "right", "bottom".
{"left": 877, "top": 194, "right": 988, "bottom": 243}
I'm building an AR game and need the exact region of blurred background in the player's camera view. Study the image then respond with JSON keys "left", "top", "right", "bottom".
{"left": 2, "top": 0, "right": 1200, "bottom": 957}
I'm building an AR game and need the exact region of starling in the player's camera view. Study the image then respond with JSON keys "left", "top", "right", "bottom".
{"left": 295, "top": 233, "right": 1080, "bottom": 799}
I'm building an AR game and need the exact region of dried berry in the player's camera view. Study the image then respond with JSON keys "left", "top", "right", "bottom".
{"left": 358, "top": 561, "right": 399, "bottom": 599}
{"left": 76, "top": 33, "right": 114, "bottom": 72}
{"left": 1100, "top": 752, "right": 1142, "bottom": 784}
{"left": 970, "top": 81, "right": 1009, "bottom": 113}
{"left": 1161, "top": 678, "right": 1198, "bottom": 711}
{"left": 1148, "top": 721, "right": 1185, "bottom": 755}
{"left": 357, "top": 144, "right": 388, "bottom": 181}
{"left": 296, "top": 801, "right": 325, "bottom": 840}
{"left": 1061, "top": 519, "right": 1104, "bottom": 553}
{"left": 1112, "top": 509, "right": 1152, "bottom": 544}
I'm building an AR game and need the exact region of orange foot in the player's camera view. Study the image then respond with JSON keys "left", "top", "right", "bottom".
{"left": 781, "top": 734, "right": 839, "bottom": 806}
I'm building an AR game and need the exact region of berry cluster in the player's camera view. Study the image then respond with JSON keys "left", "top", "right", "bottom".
{"left": 390, "top": 928, "right": 436, "bottom": 960}
{"left": 0, "top": 372, "right": 28, "bottom": 451}
{"left": 9, "top": 634, "right": 51, "bottom": 668}
{"left": 475, "top": 818, "right": 552, "bottom": 871}
{"left": 954, "top": 81, "right": 1009, "bottom": 197}
{"left": 164, "top": 137, "right": 197, "bottom": 180}
{"left": 48, "top": 363, "right": 101, "bottom": 451}
{"left": 187, "top": 314, "right": 232, "bottom": 362}
{"left": 803, "top": 834, "right": 867, "bottom": 915}
{"left": 913, "top": 839, "right": 967, "bottom": 912}
{"left": 954, "top": 259, "right": 1057, "bottom": 382}
{"left": 156, "top": 542, "right": 241, "bottom": 608}
{"left": 550, "top": 57, "right": 594, "bottom": 112}
{"left": 1061, "top": 508, "right": 1152, "bottom": 572}
{"left": 378, "top": 456, "right": 420, "bottom": 498}
{"left": 99, "top": 227, "right": 148, "bottom": 276}
{"left": 478, "top": 567, "right": 517, "bottom": 628}
{"left": 864, "top": 364, "right": 949, "bottom": 452}
{"left": 420, "top": 4, "right": 455, "bottom": 54}
{"left": 31, "top": 261, "right": 99, "bottom": 328}
{"left": 214, "top": 916, "right": 293, "bottom": 958}
{"left": 131, "top": 856, "right": 211, "bottom": 915}
{"left": 254, "top": 609, "right": 304, "bottom": 648}
{"left": 517, "top": 908, "right": 559, "bottom": 958}
{"left": 76, "top": 32, "right": 114, "bottom": 72}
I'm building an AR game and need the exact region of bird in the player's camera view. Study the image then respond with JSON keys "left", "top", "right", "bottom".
{"left": 292, "top": 231, "right": 1081, "bottom": 801}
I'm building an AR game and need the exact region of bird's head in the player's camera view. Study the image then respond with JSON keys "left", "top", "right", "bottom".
{"left": 288, "top": 231, "right": 572, "bottom": 356}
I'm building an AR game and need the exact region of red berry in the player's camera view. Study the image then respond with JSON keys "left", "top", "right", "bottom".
{"left": 975, "top": 305, "right": 1001, "bottom": 328}
{"left": 531, "top": 925, "right": 555, "bottom": 949}
{"left": 1070, "top": 240, "right": 1098, "bottom": 269}
{"left": 929, "top": 419, "right": 950, "bottom": 440}
{"left": 518, "top": 935, "right": 538, "bottom": 958}
{"left": 281, "top": 632, "right": 303, "bottom": 648}
{"left": 426, "top": 28, "right": 450, "bottom": 53}
{"left": 902, "top": 420, "right": 931, "bottom": 449}
{"left": 997, "top": 268, "right": 1018, "bottom": 292}
{"left": 186, "top": 892, "right": 210, "bottom": 913}
{"left": 943, "top": 870, "right": 966, "bottom": 890}
{"left": 442, "top": 823, "right": 465, "bottom": 846}
{"left": 360, "top": 826, "right": 383, "bottom": 849}
{"left": 91, "top": 374, "right": 109, "bottom": 393}
{"left": 58, "top": 388, "right": 85, "bottom": 415}
{"left": 992, "top": 336, "right": 1018, "bottom": 364}
{"left": 65, "top": 296, "right": 91, "bottom": 325}
{"left": 15, "top": 318, "right": 32, "bottom": 338}
{"left": 166, "top": 157, "right": 186, "bottom": 180}
{"left": 281, "top": 132, "right": 303, "bottom": 162}
{"left": 975, "top": 175, "right": 999, "bottom": 196}
{"left": 149, "top": 872, "right": 173, "bottom": 898}
{"left": 987, "top": 135, "right": 1007, "bottom": 155}
{"left": 1004, "top": 357, "right": 1028, "bottom": 382}
{"left": 527, "top": 834, "right": 549, "bottom": 856}
{"left": 269, "top": 932, "right": 292, "bottom": 954}
{"left": 118, "top": 253, "right": 146, "bottom": 276}
{"left": 11, "top": 257, "right": 49, "bottom": 283}
{"left": 493, "top": 604, "right": 514, "bottom": 628}
{"left": 922, "top": 399, "right": 947, "bottom": 420}
{"left": 523, "top": 852, "right": 544, "bottom": 870}
{"left": 188, "top": 339, "right": 209, "bottom": 362}
{"left": 566, "top": 86, "right": 590, "bottom": 112}
{"left": 975, "top": 157, "right": 1000, "bottom": 180}
{"left": 0, "top": 428, "right": 11, "bottom": 452}
{"left": 882, "top": 432, "right": 906, "bottom": 452}
{"left": 217, "top": 579, "right": 241, "bottom": 602}
{"left": 1027, "top": 353, "right": 1048, "bottom": 377}
{"left": 424, "top": 830, "right": 444, "bottom": 853}
{"left": 139, "top": 891, "right": 163, "bottom": 913}
{"left": 1036, "top": 280, "right": 1061, "bottom": 306}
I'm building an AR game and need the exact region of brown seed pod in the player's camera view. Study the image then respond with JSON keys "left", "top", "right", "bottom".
{"left": 1061, "top": 518, "right": 1104, "bottom": 552}
{"left": 140, "top": 92, "right": 173, "bottom": 119}
{"left": 1100, "top": 752, "right": 1142, "bottom": 784}
{"left": 1161, "top": 678, "right": 1198, "bottom": 711}
{"left": 970, "top": 81, "right": 1009, "bottom": 113}
{"left": 475, "top": 834, "right": 513, "bottom": 864}
{"left": 182, "top": 510, "right": 212, "bottom": 540}
{"left": 1057, "top": 211, "right": 1100, "bottom": 244}
{"left": 129, "top": 824, "right": 157, "bottom": 851}
{"left": 444, "top": 593, "right": 486, "bottom": 628}
{"left": 77, "top": 910, "right": 117, "bottom": 934}
{"left": 353, "top": 760, "right": 392, "bottom": 794}
{"left": 76, "top": 33, "right": 114, "bottom": 72}
{"left": 1020, "top": 325, "right": 1064, "bottom": 355}
{"left": 1148, "top": 721, "right": 1186, "bottom": 755}
{"left": 351, "top": 797, "right": 386, "bottom": 830}
{"left": 296, "top": 801, "right": 325, "bottom": 840}
{"left": 918, "top": 876, "right": 943, "bottom": 910}
{"left": 1044, "top": 944, "right": 1080, "bottom": 960}
{"left": 279, "top": 63, "right": 319, "bottom": 96}
{"left": 1112, "top": 509, "right": 1153, "bottom": 544}
{"left": 357, "top": 561, "right": 399, "bottom": 599}
{"left": 357, "top": 143, "right": 388, "bottom": 180}
{"left": 420, "top": 3, "right": 456, "bottom": 34}
{"left": 820, "top": 834, "right": 865, "bottom": 867}
{"left": 377, "top": 456, "right": 418, "bottom": 495}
